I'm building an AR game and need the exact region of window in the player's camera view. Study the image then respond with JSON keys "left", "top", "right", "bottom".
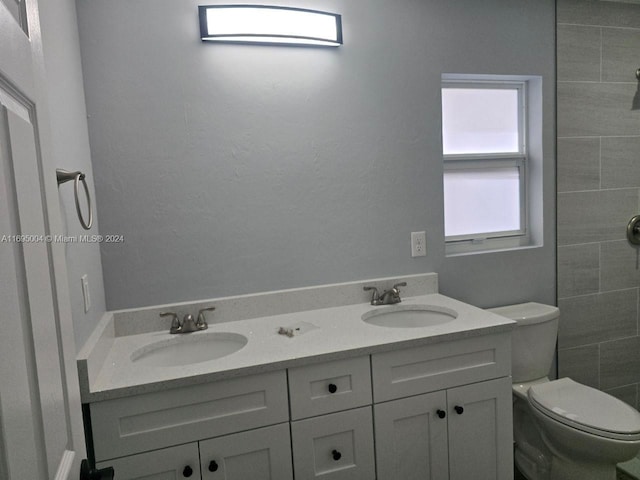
{"left": 442, "top": 79, "right": 529, "bottom": 253}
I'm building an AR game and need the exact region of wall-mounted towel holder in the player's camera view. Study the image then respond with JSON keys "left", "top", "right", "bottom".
{"left": 56, "top": 168, "right": 93, "bottom": 230}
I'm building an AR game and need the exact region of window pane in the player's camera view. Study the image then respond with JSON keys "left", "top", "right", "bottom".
{"left": 442, "top": 88, "right": 519, "bottom": 155}
{"left": 444, "top": 167, "right": 521, "bottom": 237}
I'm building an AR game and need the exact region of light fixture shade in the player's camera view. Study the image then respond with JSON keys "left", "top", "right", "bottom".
{"left": 199, "top": 5, "right": 343, "bottom": 46}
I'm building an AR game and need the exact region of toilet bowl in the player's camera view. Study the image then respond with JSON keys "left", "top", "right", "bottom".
{"left": 528, "top": 377, "right": 640, "bottom": 480}
{"left": 489, "top": 303, "right": 640, "bottom": 480}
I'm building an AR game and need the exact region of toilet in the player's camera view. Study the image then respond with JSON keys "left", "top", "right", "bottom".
{"left": 488, "top": 302, "right": 640, "bottom": 480}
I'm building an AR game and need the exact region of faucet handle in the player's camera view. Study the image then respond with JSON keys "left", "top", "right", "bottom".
{"left": 196, "top": 306, "right": 215, "bottom": 330}
{"left": 389, "top": 282, "right": 407, "bottom": 303}
{"left": 392, "top": 282, "right": 407, "bottom": 291}
{"left": 160, "top": 312, "right": 182, "bottom": 334}
{"left": 363, "top": 286, "right": 381, "bottom": 305}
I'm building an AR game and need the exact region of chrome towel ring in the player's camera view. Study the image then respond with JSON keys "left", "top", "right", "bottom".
{"left": 56, "top": 168, "right": 93, "bottom": 230}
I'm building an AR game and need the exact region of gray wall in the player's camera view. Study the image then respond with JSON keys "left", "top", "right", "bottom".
{"left": 38, "top": 0, "right": 106, "bottom": 349}
{"left": 76, "top": 0, "right": 556, "bottom": 311}
{"left": 557, "top": 0, "right": 640, "bottom": 408}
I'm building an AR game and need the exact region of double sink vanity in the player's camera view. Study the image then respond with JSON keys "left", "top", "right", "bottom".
{"left": 78, "top": 273, "right": 515, "bottom": 480}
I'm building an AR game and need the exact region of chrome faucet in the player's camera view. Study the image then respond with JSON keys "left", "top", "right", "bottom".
{"left": 180, "top": 314, "right": 199, "bottom": 333}
{"left": 363, "top": 282, "right": 407, "bottom": 306}
{"left": 160, "top": 306, "right": 214, "bottom": 334}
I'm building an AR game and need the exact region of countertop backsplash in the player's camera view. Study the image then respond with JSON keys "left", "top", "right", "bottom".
{"left": 110, "top": 273, "right": 439, "bottom": 337}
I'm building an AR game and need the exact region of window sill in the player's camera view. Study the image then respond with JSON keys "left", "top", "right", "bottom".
{"left": 445, "top": 236, "right": 542, "bottom": 257}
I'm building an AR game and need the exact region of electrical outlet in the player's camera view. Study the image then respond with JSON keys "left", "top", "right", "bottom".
{"left": 81, "top": 274, "right": 91, "bottom": 313}
{"left": 411, "top": 231, "right": 426, "bottom": 257}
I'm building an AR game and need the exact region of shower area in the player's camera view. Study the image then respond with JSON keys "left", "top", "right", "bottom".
{"left": 555, "top": 4, "right": 640, "bottom": 475}
{"left": 556, "top": 0, "right": 640, "bottom": 410}
{"left": 556, "top": 3, "right": 640, "bottom": 476}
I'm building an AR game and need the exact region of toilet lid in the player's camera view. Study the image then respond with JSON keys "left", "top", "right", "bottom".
{"left": 528, "top": 378, "right": 640, "bottom": 441}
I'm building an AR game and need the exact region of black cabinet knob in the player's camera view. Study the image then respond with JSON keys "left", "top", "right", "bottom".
{"left": 183, "top": 465, "right": 193, "bottom": 477}
{"left": 208, "top": 460, "right": 219, "bottom": 472}
{"left": 328, "top": 383, "right": 338, "bottom": 394}
{"left": 454, "top": 405, "right": 464, "bottom": 415}
{"left": 436, "top": 409, "right": 446, "bottom": 419}
{"left": 331, "top": 449, "right": 342, "bottom": 461}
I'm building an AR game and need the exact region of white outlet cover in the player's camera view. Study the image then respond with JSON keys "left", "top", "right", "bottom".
{"left": 411, "top": 231, "right": 426, "bottom": 257}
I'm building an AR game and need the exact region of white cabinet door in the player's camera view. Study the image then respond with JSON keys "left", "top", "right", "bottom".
{"left": 96, "top": 443, "right": 200, "bottom": 480}
{"left": 199, "top": 423, "right": 293, "bottom": 480}
{"left": 373, "top": 390, "right": 448, "bottom": 480}
{"left": 291, "top": 406, "right": 375, "bottom": 480}
{"left": 447, "top": 377, "right": 513, "bottom": 480}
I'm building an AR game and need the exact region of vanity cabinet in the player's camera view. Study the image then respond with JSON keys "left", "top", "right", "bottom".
{"left": 87, "top": 332, "right": 512, "bottom": 480}
{"left": 371, "top": 333, "right": 513, "bottom": 480}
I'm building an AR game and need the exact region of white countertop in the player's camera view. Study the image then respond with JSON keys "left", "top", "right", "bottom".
{"left": 81, "top": 293, "right": 514, "bottom": 403}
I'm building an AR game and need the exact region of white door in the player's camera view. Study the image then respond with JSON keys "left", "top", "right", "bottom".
{"left": 447, "top": 377, "right": 514, "bottom": 480}
{"left": 0, "top": 1, "right": 86, "bottom": 479}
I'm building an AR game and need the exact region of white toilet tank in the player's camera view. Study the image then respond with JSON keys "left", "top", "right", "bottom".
{"left": 488, "top": 302, "right": 559, "bottom": 383}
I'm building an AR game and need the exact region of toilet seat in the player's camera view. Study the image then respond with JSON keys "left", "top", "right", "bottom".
{"left": 528, "top": 378, "right": 640, "bottom": 441}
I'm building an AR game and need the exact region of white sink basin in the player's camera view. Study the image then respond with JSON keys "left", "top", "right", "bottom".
{"left": 131, "top": 332, "right": 248, "bottom": 367}
{"left": 362, "top": 304, "right": 458, "bottom": 328}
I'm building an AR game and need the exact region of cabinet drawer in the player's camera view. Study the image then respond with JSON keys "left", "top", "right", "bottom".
{"left": 371, "top": 332, "right": 510, "bottom": 402}
{"left": 91, "top": 370, "right": 289, "bottom": 461}
{"left": 288, "top": 356, "right": 372, "bottom": 420}
{"left": 291, "top": 406, "right": 375, "bottom": 480}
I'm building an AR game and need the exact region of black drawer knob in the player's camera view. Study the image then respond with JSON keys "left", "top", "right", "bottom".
{"left": 183, "top": 465, "right": 193, "bottom": 477}
{"left": 454, "top": 405, "right": 464, "bottom": 415}
{"left": 208, "top": 460, "right": 219, "bottom": 472}
{"left": 331, "top": 449, "right": 342, "bottom": 461}
{"left": 328, "top": 383, "right": 338, "bottom": 394}
{"left": 436, "top": 409, "right": 446, "bottom": 419}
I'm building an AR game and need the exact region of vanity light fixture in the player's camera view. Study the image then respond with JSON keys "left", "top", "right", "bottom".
{"left": 198, "top": 5, "right": 343, "bottom": 46}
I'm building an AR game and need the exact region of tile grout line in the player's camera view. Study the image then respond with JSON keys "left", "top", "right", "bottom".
{"left": 599, "top": 136, "right": 602, "bottom": 191}
{"left": 600, "top": 27, "right": 603, "bottom": 84}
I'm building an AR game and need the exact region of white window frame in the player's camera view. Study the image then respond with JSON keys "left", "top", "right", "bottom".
{"left": 442, "top": 79, "right": 529, "bottom": 250}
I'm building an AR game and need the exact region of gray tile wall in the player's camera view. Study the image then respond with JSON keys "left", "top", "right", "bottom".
{"left": 557, "top": 0, "right": 640, "bottom": 409}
